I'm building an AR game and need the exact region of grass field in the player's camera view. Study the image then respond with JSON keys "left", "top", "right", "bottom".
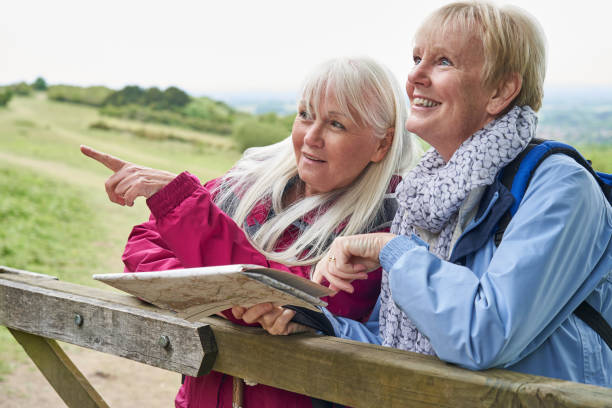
{"left": 0, "top": 94, "right": 241, "bottom": 379}
{"left": 0, "top": 94, "right": 610, "bottom": 381}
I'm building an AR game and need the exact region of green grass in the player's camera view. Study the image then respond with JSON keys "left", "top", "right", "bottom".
{"left": 577, "top": 145, "right": 612, "bottom": 173}
{"left": 0, "top": 166, "right": 106, "bottom": 378}
{"left": 0, "top": 166, "right": 103, "bottom": 281}
{"left": 0, "top": 95, "right": 241, "bottom": 379}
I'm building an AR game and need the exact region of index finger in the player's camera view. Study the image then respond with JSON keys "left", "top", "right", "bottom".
{"left": 80, "top": 145, "right": 127, "bottom": 172}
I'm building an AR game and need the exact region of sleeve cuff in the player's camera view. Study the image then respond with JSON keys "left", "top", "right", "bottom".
{"left": 319, "top": 307, "right": 339, "bottom": 336}
{"left": 146, "top": 171, "right": 202, "bottom": 219}
{"left": 379, "top": 234, "right": 429, "bottom": 272}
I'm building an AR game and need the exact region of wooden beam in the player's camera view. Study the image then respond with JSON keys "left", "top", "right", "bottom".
{"left": 2, "top": 272, "right": 612, "bottom": 408}
{"left": 9, "top": 329, "right": 109, "bottom": 408}
{"left": 0, "top": 265, "right": 57, "bottom": 279}
{"left": 202, "top": 318, "right": 612, "bottom": 408}
{"left": 0, "top": 275, "right": 217, "bottom": 377}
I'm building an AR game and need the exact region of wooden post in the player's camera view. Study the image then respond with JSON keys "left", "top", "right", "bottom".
{"left": 9, "top": 328, "right": 109, "bottom": 408}
{"left": 232, "top": 376, "right": 245, "bottom": 408}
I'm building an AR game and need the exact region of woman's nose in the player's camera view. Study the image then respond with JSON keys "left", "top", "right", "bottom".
{"left": 407, "top": 63, "right": 431, "bottom": 88}
{"left": 304, "top": 123, "right": 324, "bottom": 148}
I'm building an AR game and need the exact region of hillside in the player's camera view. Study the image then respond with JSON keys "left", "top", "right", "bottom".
{"left": 0, "top": 94, "right": 242, "bottom": 400}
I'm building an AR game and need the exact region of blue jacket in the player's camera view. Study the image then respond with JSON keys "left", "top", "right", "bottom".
{"left": 322, "top": 154, "right": 612, "bottom": 386}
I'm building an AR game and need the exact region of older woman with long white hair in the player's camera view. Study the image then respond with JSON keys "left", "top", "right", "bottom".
{"left": 82, "top": 57, "right": 420, "bottom": 407}
{"left": 245, "top": 1, "right": 612, "bottom": 387}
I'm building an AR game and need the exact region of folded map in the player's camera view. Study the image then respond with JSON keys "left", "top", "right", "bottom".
{"left": 93, "top": 264, "right": 334, "bottom": 322}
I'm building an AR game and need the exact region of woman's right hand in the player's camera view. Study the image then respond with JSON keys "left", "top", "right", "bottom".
{"left": 231, "top": 303, "right": 312, "bottom": 335}
{"left": 312, "top": 233, "right": 396, "bottom": 293}
{"left": 80, "top": 145, "right": 176, "bottom": 206}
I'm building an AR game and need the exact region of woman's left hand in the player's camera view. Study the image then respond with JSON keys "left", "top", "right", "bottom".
{"left": 80, "top": 145, "right": 176, "bottom": 206}
{"left": 231, "top": 303, "right": 311, "bottom": 335}
{"left": 312, "top": 233, "right": 396, "bottom": 293}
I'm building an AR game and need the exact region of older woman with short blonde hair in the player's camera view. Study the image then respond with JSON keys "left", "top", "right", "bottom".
{"left": 248, "top": 1, "right": 612, "bottom": 386}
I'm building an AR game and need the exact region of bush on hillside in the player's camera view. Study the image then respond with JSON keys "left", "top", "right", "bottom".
{"left": 99, "top": 104, "right": 233, "bottom": 135}
{"left": 103, "top": 85, "right": 144, "bottom": 107}
{"left": 183, "top": 97, "right": 237, "bottom": 123}
{"left": 232, "top": 118, "right": 289, "bottom": 151}
{"left": 103, "top": 85, "right": 191, "bottom": 110}
{"left": 0, "top": 89, "right": 12, "bottom": 107}
{"left": 3, "top": 82, "right": 33, "bottom": 96}
{"left": 47, "top": 85, "right": 114, "bottom": 106}
{"left": 163, "top": 86, "right": 191, "bottom": 108}
{"left": 32, "top": 77, "right": 47, "bottom": 91}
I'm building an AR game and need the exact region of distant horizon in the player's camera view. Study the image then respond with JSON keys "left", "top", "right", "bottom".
{"left": 4, "top": 80, "right": 611, "bottom": 103}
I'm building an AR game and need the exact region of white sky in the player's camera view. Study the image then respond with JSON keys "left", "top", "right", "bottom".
{"left": 2, "top": 0, "right": 612, "bottom": 95}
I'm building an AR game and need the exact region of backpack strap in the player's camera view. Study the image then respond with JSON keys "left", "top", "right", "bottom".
{"left": 495, "top": 138, "right": 612, "bottom": 351}
{"left": 496, "top": 139, "right": 612, "bottom": 245}
{"left": 493, "top": 138, "right": 544, "bottom": 245}
{"left": 575, "top": 302, "right": 612, "bottom": 350}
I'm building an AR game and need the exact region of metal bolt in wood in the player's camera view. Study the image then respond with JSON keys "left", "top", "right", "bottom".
{"left": 159, "top": 335, "right": 170, "bottom": 349}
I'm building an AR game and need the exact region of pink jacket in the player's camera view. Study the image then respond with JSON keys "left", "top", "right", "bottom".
{"left": 122, "top": 172, "right": 396, "bottom": 408}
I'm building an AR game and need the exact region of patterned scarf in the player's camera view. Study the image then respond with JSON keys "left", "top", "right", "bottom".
{"left": 380, "top": 105, "right": 537, "bottom": 353}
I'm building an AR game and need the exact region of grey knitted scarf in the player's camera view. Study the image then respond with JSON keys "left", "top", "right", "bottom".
{"left": 380, "top": 105, "right": 538, "bottom": 354}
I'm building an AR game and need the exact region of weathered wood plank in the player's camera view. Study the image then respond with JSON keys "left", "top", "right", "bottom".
{"left": 0, "top": 265, "right": 57, "bottom": 279}
{"left": 2, "top": 272, "right": 611, "bottom": 407}
{"left": 9, "top": 329, "right": 110, "bottom": 408}
{"left": 202, "top": 319, "right": 612, "bottom": 408}
{"left": 0, "top": 276, "right": 217, "bottom": 377}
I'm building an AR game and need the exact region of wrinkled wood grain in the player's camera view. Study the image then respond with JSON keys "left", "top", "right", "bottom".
{"left": 0, "top": 275, "right": 217, "bottom": 377}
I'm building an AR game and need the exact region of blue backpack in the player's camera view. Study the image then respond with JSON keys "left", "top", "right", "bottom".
{"left": 496, "top": 138, "right": 612, "bottom": 350}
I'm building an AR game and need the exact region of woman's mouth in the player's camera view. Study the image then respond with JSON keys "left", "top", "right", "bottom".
{"left": 412, "top": 97, "right": 441, "bottom": 108}
{"left": 303, "top": 152, "right": 325, "bottom": 163}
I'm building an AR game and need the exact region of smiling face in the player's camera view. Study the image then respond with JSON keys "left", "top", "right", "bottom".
{"left": 405, "top": 28, "right": 497, "bottom": 160}
{"left": 292, "top": 93, "right": 389, "bottom": 197}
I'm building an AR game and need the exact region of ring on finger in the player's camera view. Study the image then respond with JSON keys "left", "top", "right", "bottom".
{"left": 328, "top": 255, "right": 336, "bottom": 263}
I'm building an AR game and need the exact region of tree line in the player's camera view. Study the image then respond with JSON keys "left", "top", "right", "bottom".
{"left": 1, "top": 77, "right": 295, "bottom": 150}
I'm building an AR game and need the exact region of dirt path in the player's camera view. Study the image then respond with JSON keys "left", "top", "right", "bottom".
{"left": 0, "top": 344, "right": 179, "bottom": 407}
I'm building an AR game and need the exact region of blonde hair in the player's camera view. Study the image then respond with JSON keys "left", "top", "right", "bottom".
{"left": 213, "top": 57, "right": 420, "bottom": 266}
{"left": 418, "top": 1, "right": 547, "bottom": 111}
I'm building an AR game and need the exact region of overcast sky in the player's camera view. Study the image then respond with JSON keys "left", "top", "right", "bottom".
{"left": 2, "top": 0, "right": 611, "bottom": 96}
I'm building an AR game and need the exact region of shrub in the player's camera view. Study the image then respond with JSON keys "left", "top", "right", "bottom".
{"left": 10, "top": 82, "right": 33, "bottom": 96}
{"left": 47, "top": 85, "right": 114, "bottom": 106}
{"left": 143, "top": 87, "right": 165, "bottom": 109}
{"left": 99, "top": 104, "right": 233, "bottom": 135}
{"left": 32, "top": 77, "right": 47, "bottom": 91}
{"left": 0, "top": 89, "right": 12, "bottom": 107}
{"left": 183, "top": 97, "right": 236, "bottom": 123}
{"left": 163, "top": 86, "right": 191, "bottom": 108}
{"left": 89, "top": 121, "right": 111, "bottom": 131}
{"left": 231, "top": 119, "right": 289, "bottom": 151}
{"left": 103, "top": 85, "right": 145, "bottom": 107}
{"left": 103, "top": 85, "right": 191, "bottom": 110}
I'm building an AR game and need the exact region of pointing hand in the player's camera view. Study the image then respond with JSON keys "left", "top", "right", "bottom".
{"left": 80, "top": 145, "right": 176, "bottom": 206}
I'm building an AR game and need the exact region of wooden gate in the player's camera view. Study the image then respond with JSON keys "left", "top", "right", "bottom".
{"left": 1, "top": 266, "right": 611, "bottom": 407}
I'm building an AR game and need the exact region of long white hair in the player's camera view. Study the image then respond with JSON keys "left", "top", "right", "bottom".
{"left": 213, "top": 57, "right": 420, "bottom": 266}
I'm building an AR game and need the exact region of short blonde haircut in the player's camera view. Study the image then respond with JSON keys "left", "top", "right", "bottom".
{"left": 418, "top": 1, "right": 547, "bottom": 111}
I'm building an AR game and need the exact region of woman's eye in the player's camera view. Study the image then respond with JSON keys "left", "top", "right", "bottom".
{"left": 413, "top": 56, "right": 422, "bottom": 65}
{"left": 298, "top": 110, "right": 311, "bottom": 120}
{"left": 331, "top": 120, "right": 346, "bottom": 130}
{"left": 440, "top": 57, "right": 452, "bottom": 66}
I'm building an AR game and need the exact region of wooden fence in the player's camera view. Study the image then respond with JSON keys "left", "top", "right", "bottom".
{"left": 1, "top": 266, "right": 611, "bottom": 407}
